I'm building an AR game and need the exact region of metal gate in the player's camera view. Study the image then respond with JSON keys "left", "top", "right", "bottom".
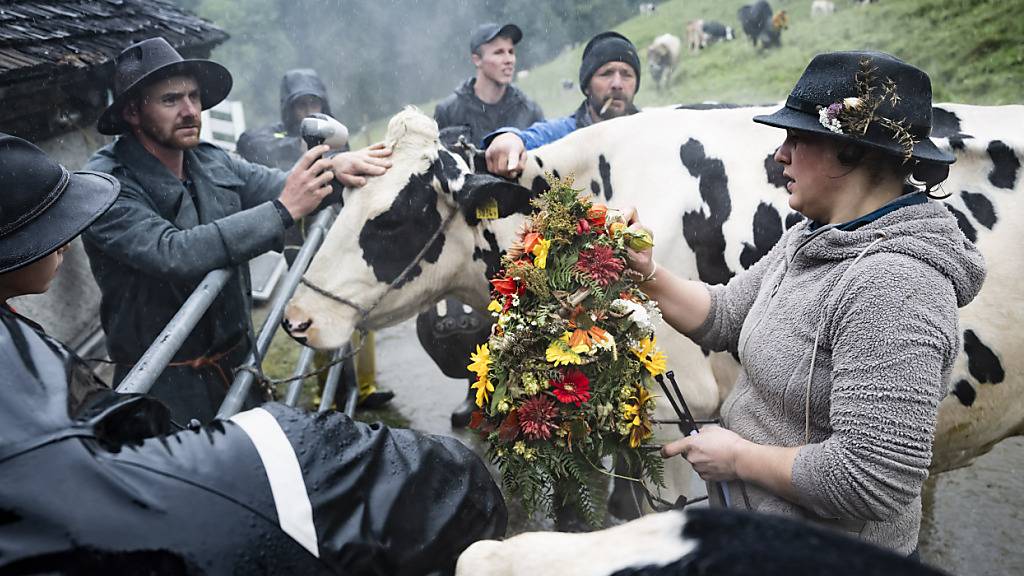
{"left": 114, "top": 205, "right": 358, "bottom": 418}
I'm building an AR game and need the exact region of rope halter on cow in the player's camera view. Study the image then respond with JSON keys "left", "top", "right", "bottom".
{"left": 298, "top": 205, "right": 461, "bottom": 325}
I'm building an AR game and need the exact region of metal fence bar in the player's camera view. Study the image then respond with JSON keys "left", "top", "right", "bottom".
{"left": 116, "top": 268, "right": 233, "bottom": 395}
{"left": 217, "top": 206, "right": 338, "bottom": 419}
{"left": 317, "top": 348, "right": 346, "bottom": 414}
{"left": 283, "top": 346, "right": 317, "bottom": 407}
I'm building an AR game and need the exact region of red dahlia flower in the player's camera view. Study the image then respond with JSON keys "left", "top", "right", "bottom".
{"left": 551, "top": 369, "right": 591, "bottom": 406}
{"left": 518, "top": 396, "right": 560, "bottom": 440}
{"left": 491, "top": 276, "right": 523, "bottom": 297}
{"left": 576, "top": 245, "right": 625, "bottom": 286}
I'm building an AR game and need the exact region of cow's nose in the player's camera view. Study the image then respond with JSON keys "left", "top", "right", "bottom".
{"left": 282, "top": 316, "right": 313, "bottom": 334}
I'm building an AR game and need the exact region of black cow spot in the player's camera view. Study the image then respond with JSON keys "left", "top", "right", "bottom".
{"left": 552, "top": 168, "right": 562, "bottom": 181}
{"left": 740, "top": 203, "right": 783, "bottom": 269}
{"left": 931, "top": 107, "right": 973, "bottom": 151}
{"left": 679, "top": 138, "right": 734, "bottom": 285}
{"left": 590, "top": 179, "right": 601, "bottom": 198}
{"left": 945, "top": 205, "right": 977, "bottom": 243}
{"left": 435, "top": 148, "right": 464, "bottom": 185}
{"left": 700, "top": 346, "right": 711, "bottom": 357}
{"left": 785, "top": 212, "right": 804, "bottom": 229}
{"left": 987, "top": 140, "right": 1020, "bottom": 190}
{"left": 599, "top": 154, "right": 614, "bottom": 201}
{"left": 359, "top": 172, "right": 444, "bottom": 288}
{"left": 472, "top": 229, "right": 503, "bottom": 279}
{"left": 763, "top": 153, "right": 788, "bottom": 188}
{"left": 951, "top": 379, "right": 976, "bottom": 407}
{"left": 964, "top": 329, "right": 1005, "bottom": 384}
{"left": 530, "top": 175, "right": 550, "bottom": 195}
{"left": 960, "top": 190, "right": 997, "bottom": 229}
{"left": 535, "top": 155, "right": 545, "bottom": 169}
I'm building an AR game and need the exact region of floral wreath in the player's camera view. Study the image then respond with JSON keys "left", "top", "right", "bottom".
{"left": 816, "top": 58, "right": 919, "bottom": 162}
{"left": 466, "top": 175, "right": 667, "bottom": 526}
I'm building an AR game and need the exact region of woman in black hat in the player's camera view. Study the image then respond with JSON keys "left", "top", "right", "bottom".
{"left": 625, "top": 51, "right": 986, "bottom": 556}
{"left": 0, "top": 134, "right": 120, "bottom": 312}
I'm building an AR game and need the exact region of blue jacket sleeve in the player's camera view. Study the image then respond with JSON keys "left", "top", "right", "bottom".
{"left": 482, "top": 115, "right": 577, "bottom": 150}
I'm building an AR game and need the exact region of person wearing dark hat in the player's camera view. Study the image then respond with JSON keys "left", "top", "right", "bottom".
{"left": 483, "top": 31, "right": 641, "bottom": 178}
{"left": 626, "top": 51, "right": 985, "bottom": 557}
{"left": 434, "top": 22, "right": 544, "bottom": 148}
{"left": 234, "top": 68, "right": 393, "bottom": 411}
{"left": 237, "top": 68, "right": 347, "bottom": 171}
{"left": 427, "top": 22, "right": 544, "bottom": 428}
{"left": 81, "top": 37, "right": 392, "bottom": 424}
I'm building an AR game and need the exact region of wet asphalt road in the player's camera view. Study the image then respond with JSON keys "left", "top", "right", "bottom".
{"left": 371, "top": 318, "right": 1023, "bottom": 575}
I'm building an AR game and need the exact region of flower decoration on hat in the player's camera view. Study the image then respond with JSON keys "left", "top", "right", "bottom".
{"left": 466, "top": 174, "right": 668, "bottom": 526}
{"left": 816, "top": 58, "right": 919, "bottom": 162}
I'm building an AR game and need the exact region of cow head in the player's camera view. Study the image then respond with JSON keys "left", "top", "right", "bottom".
{"left": 283, "top": 107, "right": 532, "bottom": 349}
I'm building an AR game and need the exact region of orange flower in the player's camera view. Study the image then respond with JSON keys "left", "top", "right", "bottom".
{"left": 522, "top": 232, "right": 542, "bottom": 254}
{"left": 587, "top": 204, "right": 607, "bottom": 227}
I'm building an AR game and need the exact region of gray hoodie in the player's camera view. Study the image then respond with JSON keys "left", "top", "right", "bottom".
{"left": 690, "top": 199, "right": 986, "bottom": 554}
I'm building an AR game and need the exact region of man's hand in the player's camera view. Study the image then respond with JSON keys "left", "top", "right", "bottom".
{"left": 485, "top": 132, "right": 527, "bottom": 179}
{"left": 330, "top": 142, "right": 392, "bottom": 187}
{"left": 661, "top": 425, "right": 748, "bottom": 482}
{"left": 279, "top": 144, "right": 336, "bottom": 220}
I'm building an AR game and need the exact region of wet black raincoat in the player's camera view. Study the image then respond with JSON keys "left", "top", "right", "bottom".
{"left": 0, "top": 307, "right": 507, "bottom": 575}
{"left": 82, "top": 135, "right": 291, "bottom": 424}
{"left": 237, "top": 69, "right": 342, "bottom": 171}
{"left": 434, "top": 78, "right": 544, "bottom": 147}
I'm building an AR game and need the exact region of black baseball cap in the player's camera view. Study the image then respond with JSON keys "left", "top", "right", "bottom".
{"left": 470, "top": 23, "right": 523, "bottom": 53}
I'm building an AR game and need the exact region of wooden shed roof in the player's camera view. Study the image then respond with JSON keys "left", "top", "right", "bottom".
{"left": 0, "top": 0, "right": 228, "bottom": 87}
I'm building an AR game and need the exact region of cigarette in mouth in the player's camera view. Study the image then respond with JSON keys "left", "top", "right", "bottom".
{"left": 599, "top": 98, "right": 613, "bottom": 115}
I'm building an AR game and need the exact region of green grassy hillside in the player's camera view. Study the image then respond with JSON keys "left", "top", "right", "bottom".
{"left": 353, "top": 0, "right": 1022, "bottom": 143}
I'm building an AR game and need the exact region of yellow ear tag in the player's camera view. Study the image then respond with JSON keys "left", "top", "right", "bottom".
{"left": 475, "top": 198, "right": 500, "bottom": 220}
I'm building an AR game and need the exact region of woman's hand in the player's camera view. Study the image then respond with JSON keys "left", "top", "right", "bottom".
{"left": 661, "top": 425, "right": 749, "bottom": 482}
{"left": 622, "top": 206, "right": 656, "bottom": 278}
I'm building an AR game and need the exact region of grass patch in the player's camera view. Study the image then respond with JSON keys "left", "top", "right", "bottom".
{"left": 353, "top": 0, "right": 1022, "bottom": 141}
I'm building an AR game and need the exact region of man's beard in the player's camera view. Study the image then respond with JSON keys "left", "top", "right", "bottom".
{"left": 142, "top": 114, "right": 202, "bottom": 150}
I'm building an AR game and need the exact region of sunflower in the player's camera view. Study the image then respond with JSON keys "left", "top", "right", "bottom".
{"left": 631, "top": 337, "right": 667, "bottom": 376}
{"left": 546, "top": 332, "right": 589, "bottom": 366}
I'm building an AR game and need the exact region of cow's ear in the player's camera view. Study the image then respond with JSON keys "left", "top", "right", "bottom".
{"left": 456, "top": 173, "right": 535, "bottom": 225}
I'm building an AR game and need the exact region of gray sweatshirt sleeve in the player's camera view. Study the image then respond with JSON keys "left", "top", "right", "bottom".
{"left": 791, "top": 255, "right": 958, "bottom": 521}
{"left": 688, "top": 234, "right": 788, "bottom": 353}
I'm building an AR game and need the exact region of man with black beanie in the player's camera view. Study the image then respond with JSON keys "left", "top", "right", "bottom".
{"left": 483, "top": 31, "right": 641, "bottom": 178}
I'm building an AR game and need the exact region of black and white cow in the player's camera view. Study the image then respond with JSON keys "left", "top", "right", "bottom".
{"left": 455, "top": 507, "right": 946, "bottom": 576}
{"left": 284, "top": 104, "right": 1023, "bottom": 486}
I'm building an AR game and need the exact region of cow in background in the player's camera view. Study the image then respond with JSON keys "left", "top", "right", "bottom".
{"left": 702, "top": 20, "right": 735, "bottom": 45}
{"left": 738, "top": 0, "right": 782, "bottom": 49}
{"left": 647, "top": 33, "right": 682, "bottom": 91}
{"left": 687, "top": 20, "right": 735, "bottom": 53}
{"left": 812, "top": 0, "right": 836, "bottom": 16}
{"left": 639, "top": 2, "right": 657, "bottom": 16}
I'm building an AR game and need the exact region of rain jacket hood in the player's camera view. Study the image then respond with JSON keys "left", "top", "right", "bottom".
{"left": 792, "top": 199, "right": 985, "bottom": 307}
{"left": 280, "top": 68, "right": 332, "bottom": 136}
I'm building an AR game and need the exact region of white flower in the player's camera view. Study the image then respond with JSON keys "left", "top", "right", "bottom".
{"left": 818, "top": 107, "right": 844, "bottom": 134}
{"left": 843, "top": 97, "right": 863, "bottom": 110}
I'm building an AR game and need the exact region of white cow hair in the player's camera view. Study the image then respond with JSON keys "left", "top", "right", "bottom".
{"left": 455, "top": 510, "right": 693, "bottom": 576}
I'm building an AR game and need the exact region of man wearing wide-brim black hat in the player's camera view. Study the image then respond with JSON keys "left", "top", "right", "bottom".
{"left": 83, "top": 37, "right": 393, "bottom": 424}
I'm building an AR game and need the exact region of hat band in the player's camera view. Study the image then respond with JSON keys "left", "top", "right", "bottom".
{"left": 785, "top": 94, "right": 929, "bottom": 139}
{"left": 0, "top": 167, "right": 70, "bottom": 239}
